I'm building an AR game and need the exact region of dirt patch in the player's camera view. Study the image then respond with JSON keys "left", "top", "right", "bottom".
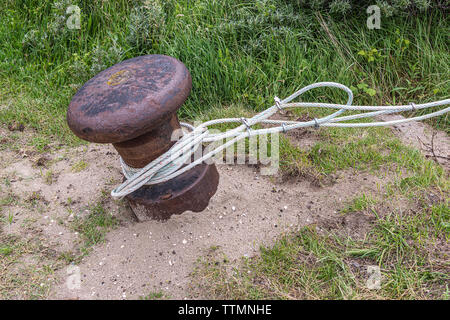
{"left": 267, "top": 110, "right": 322, "bottom": 151}
{"left": 48, "top": 163, "right": 387, "bottom": 300}
{"left": 0, "top": 117, "right": 448, "bottom": 299}
{"left": 0, "top": 128, "right": 387, "bottom": 299}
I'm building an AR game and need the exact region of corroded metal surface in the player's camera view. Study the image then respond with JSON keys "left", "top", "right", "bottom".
{"left": 67, "top": 55, "right": 192, "bottom": 143}
{"left": 127, "top": 163, "right": 219, "bottom": 221}
{"left": 66, "top": 54, "right": 219, "bottom": 221}
{"left": 113, "top": 113, "right": 181, "bottom": 168}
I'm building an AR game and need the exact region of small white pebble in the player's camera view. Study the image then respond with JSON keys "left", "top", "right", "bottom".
{"left": 283, "top": 205, "right": 288, "bottom": 210}
{"left": 231, "top": 206, "right": 236, "bottom": 211}
{"left": 182, "top": 239, "right": 187, "bottom": 244}
{"left": 120, "top": 245, "right": 124, "bottom": 248}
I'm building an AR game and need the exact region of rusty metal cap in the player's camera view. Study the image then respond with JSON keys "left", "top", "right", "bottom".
{"left": 67, "top": 55, "right": 192, "bottom": 143}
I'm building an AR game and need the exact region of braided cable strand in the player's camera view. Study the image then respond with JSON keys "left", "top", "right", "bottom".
{"left": 111, "top": 82, "right": 449, "bottom": 199}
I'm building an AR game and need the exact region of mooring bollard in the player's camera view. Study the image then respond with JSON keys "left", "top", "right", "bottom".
{"left": 67, "top": 55, "right": 219, "bottom": 221}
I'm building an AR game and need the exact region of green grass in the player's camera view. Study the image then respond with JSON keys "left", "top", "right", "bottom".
{"left": 71, "top": 160, "right": 88, "bottom": 172}
{"left": 278, "top": 134, "right": 320, "bottom": 180}
{"left": 139, "top": 290, "right": 170, "bottom": 300}
{"left": 0, "top": 0, "right": 448, "bottom": 145}
{"left": 57, "top": 198, "right": 119, "bottom": 265}
{"left": 0, "top": 234, "right": 56, "bottom": 299}
{"left": 0, "top": 133, "right": 20, "bottom": 152}
{"left": 340, "top": 193, "right": 377, "bottom": 214}
{"left": 70, "top": 201, "right": 118, "bottom": 257}
{"left": 29, "top": 136, "right": 51, "bottom": 153}
{"left": 0, "top": 192, "right": 19, "bottom": 214}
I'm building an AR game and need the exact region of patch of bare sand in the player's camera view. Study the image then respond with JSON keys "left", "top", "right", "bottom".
{"left": 1, "top": 141, "right": 125, "bottom": 250}
{"left": 1, "top": 115, "right": 447, "bottom": 300}
{"left": 48, "top": 159, "right": 385, "bottom": 299}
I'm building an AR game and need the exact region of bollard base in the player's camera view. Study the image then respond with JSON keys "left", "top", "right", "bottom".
{"left": 126, "top": 163, "right": 219, "bottom": 221}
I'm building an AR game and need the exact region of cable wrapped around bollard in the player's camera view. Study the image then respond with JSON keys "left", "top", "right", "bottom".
{"left": 111, "top": 81, "right": 449, "bottom": 199}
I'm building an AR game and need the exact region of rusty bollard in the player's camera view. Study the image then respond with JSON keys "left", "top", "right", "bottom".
{"left": 67, "top": 55, "right": 219, "bottom": 221}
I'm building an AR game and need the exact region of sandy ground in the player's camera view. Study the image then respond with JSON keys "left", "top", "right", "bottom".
{"left": 52, "top": 164, "right": 386, "bottom": 300}
{"left": 0, "top": 116, "right": 448, "bottom": 300}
